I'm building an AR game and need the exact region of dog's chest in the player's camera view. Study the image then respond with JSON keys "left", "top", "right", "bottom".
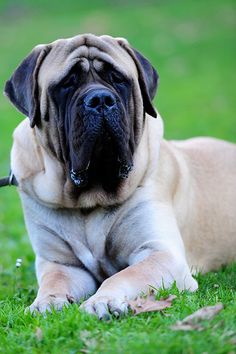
{"left": 75, "top": 208, "right": 120, "bottom": 281}
{"left": 59, "top": 205, "right": 140, "bottom": 282}
{"left": 27, "top": 196, "right": 130, "bottom": 281}
{"left": 21, "top": 192, "right": 154, "bottom": 283}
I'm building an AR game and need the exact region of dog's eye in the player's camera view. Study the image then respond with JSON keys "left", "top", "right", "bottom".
{"left": 61, "top": 73, "right": 78, "bottom": 89}
{"left": 111, "top": 72, "right": 124, "bottom": 85}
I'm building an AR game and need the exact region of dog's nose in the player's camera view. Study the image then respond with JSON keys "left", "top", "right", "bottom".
{"left": 84, "top": 89, "right": 116, "bottom": 113}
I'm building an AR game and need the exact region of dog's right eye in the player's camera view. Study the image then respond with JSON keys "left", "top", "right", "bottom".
{"left": 61, "top": 73, "right": 78, "bottom": 89}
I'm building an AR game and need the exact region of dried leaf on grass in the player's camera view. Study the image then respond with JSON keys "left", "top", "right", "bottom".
{"left": 229, "top": 337, "right": 236, "bottom": 345}
{"left": 35, "top": 327, "right": 43, "bottom": 341}
{"left": 172, "top": 323, "right": 203, "bottom": 331}
{"left": 171, "top": 303, "right": 223, "bottom": 331}
{"left": 128, "top": 294, "right": 176, "bottom": 315}
{"left": 80, "top": 330, "right": 98, "bottom": 353}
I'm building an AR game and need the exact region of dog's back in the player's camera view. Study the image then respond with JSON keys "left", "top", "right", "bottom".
{"left": 170, "top": 137, "right": 236, "bottom": 272}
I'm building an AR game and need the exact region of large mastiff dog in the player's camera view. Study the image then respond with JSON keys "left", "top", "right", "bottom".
{"left": 5, "top": 34, "right": 236, "bottom": 319}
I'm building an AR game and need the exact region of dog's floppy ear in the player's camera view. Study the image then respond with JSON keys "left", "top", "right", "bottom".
{"left": 4, "top": 45, "right": 51, "bottom": 127}
{"left": 118, "top": 40, "right": 158, "bottom": 118}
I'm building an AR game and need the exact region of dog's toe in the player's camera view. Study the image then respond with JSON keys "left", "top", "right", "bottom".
{"left": 25, "top": 294, "right": 72, "bottom": 315}
{"left": 108, "top": 299, "right": 129, "bottom": 317}
{"left": 80, "top": 295, "right": 129, "bottom": 319}
{"left": 94, "top": 302, "right": 111, "bottom": 321}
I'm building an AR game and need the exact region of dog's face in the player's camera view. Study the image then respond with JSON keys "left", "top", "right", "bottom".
{"left": 5, "top": 34, "right": 158, "bottom": 193}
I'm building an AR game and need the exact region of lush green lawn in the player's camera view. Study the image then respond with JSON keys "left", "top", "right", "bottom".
{"left": 0, "top": 0, "right": 235, "bottom": 353}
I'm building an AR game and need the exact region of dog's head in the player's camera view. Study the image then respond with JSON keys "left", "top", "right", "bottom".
{"left": 5, "top": 34, "right": 158, "bottom": 192}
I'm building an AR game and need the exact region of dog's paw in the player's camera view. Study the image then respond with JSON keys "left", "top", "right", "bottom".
{"left": 80, "top": 294, "right": 129, "bottom": 320}
{"left": 25, "top": 293, "right": 75, "bottom": 315}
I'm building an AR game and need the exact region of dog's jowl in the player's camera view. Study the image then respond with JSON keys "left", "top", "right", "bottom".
{"left": 4, "top": 34, "right": 236, "bottom": 318}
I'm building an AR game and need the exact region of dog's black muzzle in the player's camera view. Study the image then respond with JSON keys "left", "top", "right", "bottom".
{"left": 69, "top": 87, "right": 133, "bottom": 188}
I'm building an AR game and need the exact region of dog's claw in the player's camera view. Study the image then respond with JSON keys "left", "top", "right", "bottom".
{"left": 113, "top": 311, "right": 120, "bottom": 318}
{"left": 99, "top": 313, "right": 111, "bottom": 321}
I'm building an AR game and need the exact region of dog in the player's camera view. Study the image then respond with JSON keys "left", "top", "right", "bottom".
{"left": 4, "top": 34, "right": 236, "bottom": 319}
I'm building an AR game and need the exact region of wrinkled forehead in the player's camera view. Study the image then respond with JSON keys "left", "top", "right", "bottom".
{"left": 38, "top": 34, "right": 137, "bottom": 87}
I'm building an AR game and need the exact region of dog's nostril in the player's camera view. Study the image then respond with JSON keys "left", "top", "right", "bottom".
{"left": 89, "top": 96, "right": 101, "bottom": 108}
{"left": 104, "top": 95, "right": 115, "bottom": 107}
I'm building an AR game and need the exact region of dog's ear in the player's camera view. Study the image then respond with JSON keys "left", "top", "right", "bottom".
{"left": 118, "top": 40, "right": 158, "bottom": 118}
{"left": 4, "top": 45, "right": 51, "bottom": 127}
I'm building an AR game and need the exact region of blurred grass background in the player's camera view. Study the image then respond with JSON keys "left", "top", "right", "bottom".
{"left": 0, "top": 1, "right": 235, "bottom": 353}
{"left": 1, "top": 0, "right": 235, "bottom": 271}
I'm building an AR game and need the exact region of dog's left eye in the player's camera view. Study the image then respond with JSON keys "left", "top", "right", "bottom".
{"left": 111, "top": 72, "right": 124, "bottom": 85}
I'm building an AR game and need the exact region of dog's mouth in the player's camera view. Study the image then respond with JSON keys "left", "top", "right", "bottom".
{"left": 69, "top": 118, "right": 133, "bottom": 190}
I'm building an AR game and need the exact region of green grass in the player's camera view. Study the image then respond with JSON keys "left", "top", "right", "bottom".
{"left": 0, "top": 0, "right": 235, "bottom": 353}
{"left": 0, "top": 269, "right": 236, "bottom": 354}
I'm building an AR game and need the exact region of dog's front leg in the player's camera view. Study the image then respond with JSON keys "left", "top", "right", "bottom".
{"left": 80, "top": 201, "right": 198, "bottom": 319}
{"left": 80, "top": 250, "right": 198, "bottom": 319}
{"left": 28, "top": 256, "right": 97, "bottom": 314}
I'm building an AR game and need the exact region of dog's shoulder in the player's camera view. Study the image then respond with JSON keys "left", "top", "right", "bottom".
{"left": 11, "top": 118, "right": 66, "bottom": 206}
{"left": 11, "top": 119, "right": 44, "bottom": 180}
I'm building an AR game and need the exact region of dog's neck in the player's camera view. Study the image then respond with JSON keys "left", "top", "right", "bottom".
{"left": 11, "top": 115, "right": 163, "bottom": 209}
